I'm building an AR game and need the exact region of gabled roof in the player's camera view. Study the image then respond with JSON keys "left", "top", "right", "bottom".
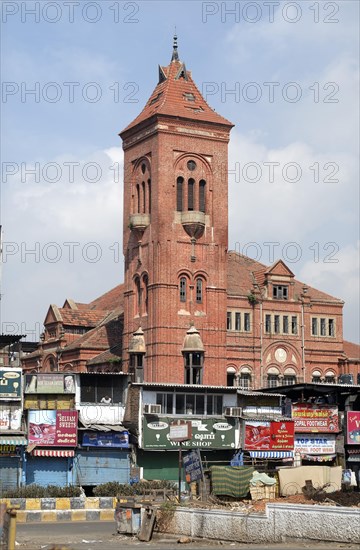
{"left": 343, "top": 340, "right": 360, "bottom": 360}
{"left": 265, "top": 260, "right": 295, "bottom": 278}
{"left": 121, "top": 39, "right": 233, "bottom": 136}
{"left": 88, "top": 283, "right": 124, "bottom": 311}
{"left": 227, "top": 251, "right": 343, "bottom": 303}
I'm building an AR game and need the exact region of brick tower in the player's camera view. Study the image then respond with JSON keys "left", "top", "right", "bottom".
{"left": 120, "top": 37, "right": 234, "bottom": 384}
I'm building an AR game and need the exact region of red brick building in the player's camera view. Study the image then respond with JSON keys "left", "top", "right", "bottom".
{"left": 22, "top": 38, "right": 359, "bottom": 387}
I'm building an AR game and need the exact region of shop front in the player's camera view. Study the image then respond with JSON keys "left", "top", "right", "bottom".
{"left": 0, "top": 436, "right": 26, "bottom": 490}
{"left": 74, "top": 431, "right": 130, "bottom": 487}
{"left": 25, "top": 409, "right": 78, "bottom": 486}
{"left": 242, "top": 419, "right": 294, "bottom": 469}
{"left": 139, "top": 416, "right": 238, "bottom": 481}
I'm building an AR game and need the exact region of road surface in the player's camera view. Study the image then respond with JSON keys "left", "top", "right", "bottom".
{"left": 15, "top": 522, "right": 360, "bottom": 550}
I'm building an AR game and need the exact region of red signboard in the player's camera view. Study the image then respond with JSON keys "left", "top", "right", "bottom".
{"left": 347, "top": 411, "right": 360, "bottom": 445}
{"left": 244, "top": 421, "right": 294, "bottom": 451}
{"left": 291, "top": 404, "right": 339, "bottom": 433}
{"left": 28, "top": 410, "right": 78, "bottom": 447}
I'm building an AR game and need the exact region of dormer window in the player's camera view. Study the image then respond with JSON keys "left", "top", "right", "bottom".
{"left": 184, "top": 93, "right": 195, "bottom": 102}
{"left": 273, "top": 285, "right": 288, "bottom": 300}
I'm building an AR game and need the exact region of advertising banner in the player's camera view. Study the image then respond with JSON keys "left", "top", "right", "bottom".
{"left": 142, "top": 417, "right": 236, "bottom": 449}
{"left": 291, "top": 404, "right": 339, "bottom": 433}
{"left": 0, "top": 405, "right": 22, "bottom": 431}
{"left": 0, "top": 369, "right": 22, "bottom": 399}
{"left": 25, "top": 374, "right": 75, "bottom": 394}
{"left": 294, "top": 434, "right": 336, "bottom": 455}
{"left": 183, "top": 449, "right": 203, "bottom": 483}
{"left": 244, "top": 421, "right": 294, "bottom": 451}
{"left": 82, "top": 431, "right": 129, "bottom": 448}
{"left": 347, "top": 411, "right": 360, "bottom": 445}
{"left": 28, "top": 410, "right": 78, "bottom": 447}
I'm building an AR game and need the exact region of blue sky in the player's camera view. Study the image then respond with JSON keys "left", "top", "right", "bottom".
{"left": 0, "top": 0, "right": 359, "bottom": 343}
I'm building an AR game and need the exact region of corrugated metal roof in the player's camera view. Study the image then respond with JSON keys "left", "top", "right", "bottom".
{"left": 237, "top": 390, "right": 285, "bottom": 397}
{"left": 133, "top": 382, "right": 236, "bottom": 391}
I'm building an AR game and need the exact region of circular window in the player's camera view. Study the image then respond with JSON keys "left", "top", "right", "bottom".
{"left": 187, "top": 160, "right": 196, "bottom": 171}
{"left": 141, "top": 163, "right": 146, "bottom": 174}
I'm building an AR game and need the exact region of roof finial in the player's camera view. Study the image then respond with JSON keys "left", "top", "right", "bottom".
{"left": 171, "top": 30, "right": 179, "bottom": 62}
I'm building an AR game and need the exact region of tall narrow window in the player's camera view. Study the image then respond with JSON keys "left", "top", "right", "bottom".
{"left": 176, "top": 177, "right": 183, "bottom": 211}
{"left": 199, "top": 180, "right": 206, "bottom": 212}
{"left": 235, "top": 312, "right": 241, "bottom": 331}
{"left": 244, "top": 313, "right": 251, "bottom": 332}
{"left": 180, "top": 277, "right": 186, "bottom": 302}
{"left": 265, "top": 314, "right": 271, "bottom": 333}
{"left": 142, "top": 181, "right": 146, "bottom": 214}
{"left": 274, "top": 315, "right": 280, "bottom": 334}
{"left": 143, "top": 275, "right": 149, "bottom": 314}
{"left": 135, "top": 277, "right": 141, "bottom": 315}
{"left": 227, "top": 312, "right": 232, "bottom": 331}
{"left": 148, "top": 179, "right": 151, "bottom": 213}
{"left": 291, "top": 316, "right": 298, "bottom": 335}
{"left": 312, "top": 318, "right": 318, "bottom": 336}
{"left": 184, "top": 352, "right": 203, "bottom": 384}
{"left": 196, "top": 278, "right": 203, "bottom": 303}
{"left": 283, "top": 316, "right": 289, "bottom": 334}
{"left": 136, "top": 184, "right": 140, "bottom": 213}
{"left": 320, "top": 318, "right": 326, "bottom": 336}
{"left": 188, "top": 178, "right": 194, "bottom": 211}
{"left": 328, "top": 319, "right": 335, "bottom": 337}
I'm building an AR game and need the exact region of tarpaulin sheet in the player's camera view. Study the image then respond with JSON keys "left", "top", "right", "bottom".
{"left": 210, "top": 466, "right": 254, "bottom": 498}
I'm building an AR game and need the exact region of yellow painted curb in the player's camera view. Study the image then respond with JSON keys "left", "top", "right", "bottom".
{"left": 25, "top": 499, "right": 41, "bottom": 510}
{"left": 100, "top": 509, "right": 114, "bottom": 521}
{"left": 42, "top": 511, "right": 57, "bottom": 522}
{"left": 71, "top": 510, "right": 87, "bottom": 521}
{"left": 16, "top": 511, "right": 27, "bottom": 523}
{"left": 85, "top": 497, "right": 99, "bottom": 509}
{"left": 55, "top": 498, "right": 71, "bottom": 510}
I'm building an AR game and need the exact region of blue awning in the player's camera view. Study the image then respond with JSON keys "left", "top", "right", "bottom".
{"left": 249, "top": 451, "right": 293, "bottom": 459}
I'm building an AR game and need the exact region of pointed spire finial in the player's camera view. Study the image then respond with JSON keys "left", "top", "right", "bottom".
{"left": 171, "top": 30, "right": 179, "bottom": 62}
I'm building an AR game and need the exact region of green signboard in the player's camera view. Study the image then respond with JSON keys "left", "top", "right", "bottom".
{"left": 0, "top": 369, "right": 22, "bottom": 399}
{"left": 142, "top": 417, "right": 236, "bottom": 450}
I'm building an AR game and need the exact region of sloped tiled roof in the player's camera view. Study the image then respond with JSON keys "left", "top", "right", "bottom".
{"left": 59, "top": 309, "right": 108, "bottom": 327}
{"left": 343, "top": 340, "right": 360, "bottom": 360}
{"left": 87, "top": 343, "right": 123, "bottom": 366}
{"left": 62, "top": 311, "right": 123, "bottom": 352}
{"left": 227, "top": 251, "right": 343, "bottom": 303}
{"left": 88, "top": 284, "right": 124, "bottom": 311}
{"left": 121, "top": 55, "right": 233, "bottom": 135}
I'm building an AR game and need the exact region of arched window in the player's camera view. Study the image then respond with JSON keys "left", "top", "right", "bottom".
{"left": 148, "top": 179, "right": 151, "bottom": 213}
{"left": 199, "top": 180, "right": 206, "bottom": 213}
{"left": 227, "top": 366, "right": 236, "bottom": 386}
{"left": 176, "top": 177, "right": 183, "bottom": 211}
{"left": 136, "top": 184, "right": 140, "bottom": 213}
{"left": 134, "top": 277, "right": 141, "bottom": 315}
{"left": 142, "top": 181, "right": 146, "bottom": 214}
{"left": 143, "top": 274, "right": 149, "bottom": 314}
{"left": 188, "top": 179, "right": 195, "bottom": 211}
{"left": 179, "top": 277, "right": 187, "bottom": 302}
{"left": 48, "top": 357, "right": 56, "bottom": 372}
{"left": 195, "top": 278, "right": 203, "bottom": 303}
{"left": 268, "top": 374, "right": 279, "bottom": 388}
{"left": 239, "top": 373, "right": 251, "bottom": 389}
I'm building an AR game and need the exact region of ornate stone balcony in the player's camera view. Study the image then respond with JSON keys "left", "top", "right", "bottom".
{"left": 181, "top": 211, "right": 205, "bottom": 239}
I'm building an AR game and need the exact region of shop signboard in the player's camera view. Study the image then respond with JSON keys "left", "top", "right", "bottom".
{"left": 291, "top": 404, "right": 339, "bottom": 433}
{"left": 28, "top": 410, "right": 78, "bottom": 446}
{"left": 347, "top": 411, "right": 360, "bottom": 445}
{"left": 294, "top": 434, "right": 336, "bottom": 455}
{"left": 183, "top": 449, "right": 203, "bottom": 483}
{"left": 0, "top": 445, "right": 21, "bottom": 457}
{"left": 0, "top": 405, "right": 22, "bottom": 431}
{"left": 244, "top": 420, "right": 294, "bottom": 451}
{"left": 25, "top": 374, "right": 75, "bottom": 394}
{"left": 82, "top": 431, "right": 129, "bottom": 448}
{"left": 142, "top": 417, "right": 236, "bottom": 449}
{"left": 0, "top": 369, "right": 22, "bottom": 399}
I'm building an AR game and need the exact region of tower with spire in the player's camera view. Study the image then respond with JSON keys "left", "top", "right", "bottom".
{"left": 120, "top": 37, "right": 234, "bottom": 384}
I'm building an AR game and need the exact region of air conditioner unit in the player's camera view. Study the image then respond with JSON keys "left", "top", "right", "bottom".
{"left": 224, "top": 407, "right": 242, "bottom": 417}
{"left": 143, "top": 404, "right": 161, "bottom": 414}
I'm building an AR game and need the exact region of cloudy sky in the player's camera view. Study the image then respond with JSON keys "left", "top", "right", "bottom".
{"left": 1, "top": 0, "right": 359, "bottom": 343}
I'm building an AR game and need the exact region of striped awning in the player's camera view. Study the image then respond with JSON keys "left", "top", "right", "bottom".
{"left": 32, "top": 449, "right": 75, "bottom": 457}
{"left": 0, "top": 436, "right": 27, "bottom": 445}
{"left": 249, "top": 451, "right": 294, "bottom": 459}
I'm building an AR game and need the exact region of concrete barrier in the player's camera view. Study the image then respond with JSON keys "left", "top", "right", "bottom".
{"left": 161, "top": 503, "right": 360, "bottom": 544}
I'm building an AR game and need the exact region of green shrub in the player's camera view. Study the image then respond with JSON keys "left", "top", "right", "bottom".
{"left": 92, "top": 480, "right": 176, "bottom": 497}
{"left": 0, "top": 484, "right": 81, "bottom": 499}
